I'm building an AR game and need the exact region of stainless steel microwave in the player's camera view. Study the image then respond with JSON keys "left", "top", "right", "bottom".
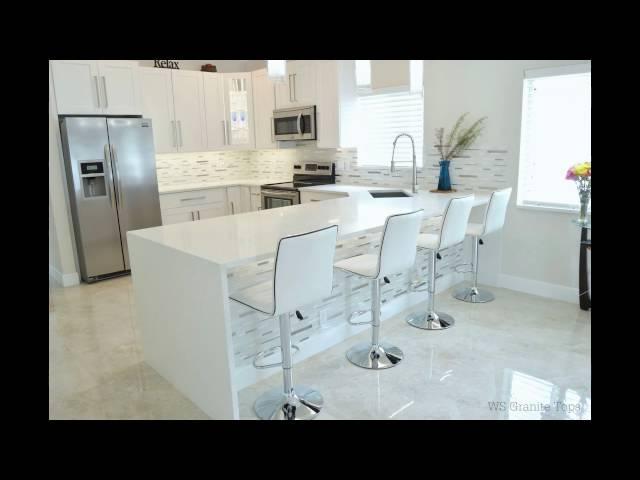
{"left": 273, "top": 105, "right": 316, "bottom": 141}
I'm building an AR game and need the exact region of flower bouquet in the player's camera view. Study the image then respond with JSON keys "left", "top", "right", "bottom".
{"left": 566, "top": 162, "right": 591, "bottom": 225}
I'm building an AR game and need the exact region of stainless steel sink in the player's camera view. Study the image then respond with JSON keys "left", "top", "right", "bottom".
{"left": 369, "top": 190, "right": 412, "bottom": 198}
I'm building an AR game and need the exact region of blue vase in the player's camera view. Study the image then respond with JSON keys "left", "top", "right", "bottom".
{"left": 438, "top": 160, "right": 452, "bottom": 191}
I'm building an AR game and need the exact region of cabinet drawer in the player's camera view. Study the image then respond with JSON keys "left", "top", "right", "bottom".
{"left": 160, "top": 188, "right": 227, "bottom": 210}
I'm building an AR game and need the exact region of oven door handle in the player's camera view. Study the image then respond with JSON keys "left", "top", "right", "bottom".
{"left": 297, "top": 113, "right": 302, "bottom": 135}
{"left": 261, "top": 189, "right": 300, "bottom": 198}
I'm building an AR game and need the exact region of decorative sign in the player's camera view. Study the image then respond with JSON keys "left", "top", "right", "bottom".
{"left": 154, "top": 60, "right": 180, "bottom": 69}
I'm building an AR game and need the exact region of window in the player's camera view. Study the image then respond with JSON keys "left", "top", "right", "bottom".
{"left": 517, "top": 63, "right": 591, "bottom": 211}
{"left": 356, "top": 90, "right": 424, "bottom": 168}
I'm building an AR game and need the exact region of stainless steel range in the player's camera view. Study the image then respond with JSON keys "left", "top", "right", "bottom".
{"left": 261, "top": 161, "right": 335, "bottom": 209}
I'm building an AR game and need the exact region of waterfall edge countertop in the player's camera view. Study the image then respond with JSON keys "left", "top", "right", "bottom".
{"left": 129, "top": 188, "right": 491, "bottom": 268}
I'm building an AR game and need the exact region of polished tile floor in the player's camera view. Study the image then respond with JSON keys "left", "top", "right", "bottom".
{"left": 50, "top": 276, "right": 591, "bottom": 420}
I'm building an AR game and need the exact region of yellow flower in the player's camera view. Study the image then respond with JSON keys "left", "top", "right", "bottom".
{"left": 574, "top": 163, "right": 590, "bottom": 176}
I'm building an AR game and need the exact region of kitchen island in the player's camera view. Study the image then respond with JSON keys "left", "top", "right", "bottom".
{"left": 127, "top": 188, "right": 491, "bottom": 419}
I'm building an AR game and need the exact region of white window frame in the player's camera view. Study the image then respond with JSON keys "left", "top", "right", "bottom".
{"left": 516, "top": 62, "right": 591, "bottom": 213}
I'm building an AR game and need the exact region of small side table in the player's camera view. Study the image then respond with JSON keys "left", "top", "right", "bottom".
{"left": 572, "top": 220, "right": 591, "bottom": 310}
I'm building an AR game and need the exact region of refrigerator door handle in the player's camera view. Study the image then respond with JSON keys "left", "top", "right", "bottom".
{"left": 177, "top": 120, "right": 183, "bottom": 147}
{"left": 110, "top": 144, "right": 123, "bottom": 206}
{"left": 104, "top": 144, "right": 115, "bottom": 208}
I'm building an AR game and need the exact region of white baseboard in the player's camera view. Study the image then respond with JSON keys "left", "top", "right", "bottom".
{"left": 498, "top": 273, "right": 578, "bottom": 304}
{"left": 49, "top": 265, "right": 80, "bottom": 287}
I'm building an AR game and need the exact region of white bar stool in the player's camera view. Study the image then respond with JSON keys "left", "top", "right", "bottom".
{"left": 334, "top": 210, "right": 424, "bottom": 369}
{"left": 230, "top": 225, "right": 338, "bottom": 420}
{"left": 406, "top": 195, "right": 474, "bottom": 330}
{"left": 452, "top": 187, "right": 512, "bottom": 303}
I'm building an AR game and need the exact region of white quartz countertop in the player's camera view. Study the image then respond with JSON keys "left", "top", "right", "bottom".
{"left": 130, "top": 188, "right": 491, "bottom": 268}
{"left": 158, "top": 178, "right": 290, "bottom": 194}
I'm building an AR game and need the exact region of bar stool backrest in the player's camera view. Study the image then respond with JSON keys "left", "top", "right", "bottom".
{"left": 438, "top": 195, "right": 475, "bottom": 250}
{"left": 377, "top": 209, "right": 424, "bottom": 279}
{"left": 481, "top": 187, "right": 512, "bottom": 236}
{"left": 273, "top": 225, "right": 339, "bottom": 316}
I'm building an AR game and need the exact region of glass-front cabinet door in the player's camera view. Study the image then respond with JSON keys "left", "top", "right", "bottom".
{"left": 223, "top": 73, "right": 255, "bottom": 149}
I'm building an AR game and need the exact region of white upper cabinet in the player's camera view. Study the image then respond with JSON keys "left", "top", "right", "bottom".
{"left": 50, "top": 60, "right": 142, "bottom": 115}
{"left": 50, "top": 60, "right": 102, "bottom": 115}
{"left": 316, "top": 60, "right": 357, "bottom": 149}
{"left": 139, "top": 67, "right": 177, "bottom": 154}
{"left": 171, "top": 70, "right": 207, "bottom": 153}
{"left": 222, "top": 72, "right": 255, "bottom": 150}
{"left": 252, "top": 68, "right": 277, "bottom": 149}
{"left": 202, "top": 73, "right": 227, "bottom": 151}
{"left": 98, "top": 61, "right": 141, "bottom": 115}
{"left": 274, "top": 61, "right": 317, "bottom": 109}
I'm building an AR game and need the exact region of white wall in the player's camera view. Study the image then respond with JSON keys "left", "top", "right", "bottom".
{"left": 423, "top": 60, "right": 590, "bottom": 301}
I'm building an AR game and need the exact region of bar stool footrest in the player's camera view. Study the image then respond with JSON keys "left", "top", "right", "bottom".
{"left": 253, "top": 344, "right": 300, "bottom": 370}
{"left": 347, "top": 310, "right": 372, "bottom": 326}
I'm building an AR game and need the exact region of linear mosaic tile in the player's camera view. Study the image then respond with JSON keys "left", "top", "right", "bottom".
{"left": 156, "top": 144, "right": 509, "bottom": 194}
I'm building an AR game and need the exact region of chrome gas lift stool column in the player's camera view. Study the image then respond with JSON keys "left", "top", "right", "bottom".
{"left": 229, "top": 225, "right": 338, "bottom": 420}
{"left": 334, "top": 210, "right": 424, "bottom": 369}
{"left": 452, "top": 188, "right": 512, "bottom": 303}
{"left": 407, "top": 195, "right": 475, "bottom": 330}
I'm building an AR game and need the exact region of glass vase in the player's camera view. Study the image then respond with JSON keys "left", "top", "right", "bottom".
{"left": 577, "top": 189, "right": 590, "bottom": 225}
{"left": 437, "top": 160, "right": 452, "bottom": 191}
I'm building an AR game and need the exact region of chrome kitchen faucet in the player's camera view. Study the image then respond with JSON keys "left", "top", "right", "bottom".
{"left": 389, "top": 133, "right": 418, "bottom": 194}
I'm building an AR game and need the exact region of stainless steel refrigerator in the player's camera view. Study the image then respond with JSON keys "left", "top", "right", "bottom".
{"left": 60, "top": 117, "right": 162, "bottom": 283}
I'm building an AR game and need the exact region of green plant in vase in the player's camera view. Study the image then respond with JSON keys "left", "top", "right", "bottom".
{"left": 434, "top": 113, "right": 487, "bottom": 191}
{"left": 565, "top": 161, "right": 591, "bottom": 225}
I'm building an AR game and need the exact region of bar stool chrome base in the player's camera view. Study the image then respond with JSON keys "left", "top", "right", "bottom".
{"left": 254, "top": 386, "right": 324, "bottom": 420}
{"left": 346, "top": 341, "right": 404, "bottom": 369}
{"left": 406, "top": 311, "right": 455, "bottom": 330}
{"left": 452, "top": 286, "right": 495, "bottom": 303}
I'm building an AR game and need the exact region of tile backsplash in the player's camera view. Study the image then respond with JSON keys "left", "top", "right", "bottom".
{"left": 156, "top": 144, "right": 510, "bottom": 192}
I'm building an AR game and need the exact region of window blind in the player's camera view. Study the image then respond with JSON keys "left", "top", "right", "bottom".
{"left": 517, "top": 66, "right": 591, "bottom": 210}
{"left": 356, "top": 91, "right": 424, "bottom": 168}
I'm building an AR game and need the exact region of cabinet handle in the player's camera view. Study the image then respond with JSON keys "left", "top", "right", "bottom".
{"left": 177, "top": 120, "right": 183, "bottom": 147}
{"left": 270, "top": 116, "right": 275, "bottom": 142}
{"left": 222, "top": 120, "right": 227, "bottom": 145}
{"left": 181, "top": 196, "right": 206, "bottom": 202}
{"left": 102, "top": 76, "right": 108, "bottom": 108}
{"left": 310, "top": 199, "right": 320, "bottom": 202}
{"left": 289, "top": 74, "right": 293, "bottom": 102}
{"left": 171, "top": 120, "right": 177, "bottom": 147}
{"left": 197, "top": 210, "right": 201, "bottom": 220}
{"left": 230, "top": 201, "right": 235, "bottom": 214}
{"left": 292, "top": 73, "right": 297, "bottom": 102}
{"left": 191, "top": 211, "right": 195, "bottom": 221}
{"left": 94, "top": 76, "right": 101, "bottom": 107}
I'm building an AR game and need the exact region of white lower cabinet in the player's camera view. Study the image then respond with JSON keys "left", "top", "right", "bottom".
{"left": 160, "top": 186, "right": 259, "bottom": 224}
{"left": 160, "top": 188, "right": 228, "bottom": 225}
{"left": 162, "top": 208, "right": 198, "bottom": 225}
{"left": 227, "top": 186, "right": 251, "bottom": 214}
{"left": 196, "top": 203, "right": 229, "bottom": 220}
